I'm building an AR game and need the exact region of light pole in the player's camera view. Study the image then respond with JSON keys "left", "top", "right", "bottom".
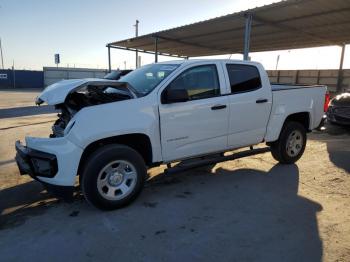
{"left": 134, "top": 20, "right": 139, "bottom": 68}
{"left": 0, "top": 38, "right": 4, "bottom": 69}
{"left": 275, "top": 54, "right": 280, "bottom": 70}
{"left": 12, "top": 60, "right": 15, "bottom": 89}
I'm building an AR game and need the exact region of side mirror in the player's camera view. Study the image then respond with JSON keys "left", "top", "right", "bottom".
{"left": 163, "top": 89, "right": 189, "bottom": 104}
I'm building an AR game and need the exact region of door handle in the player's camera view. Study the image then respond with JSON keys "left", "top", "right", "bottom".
{"left": 211, "top": 104, "right": 227, "bottom": 110}
{"left": 256, "top": 99, "right": 268, "bottom": 104}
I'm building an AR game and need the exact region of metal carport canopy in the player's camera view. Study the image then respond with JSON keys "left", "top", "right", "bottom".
{"left": 108, "top": 0, "right": 350, "bottom": 58}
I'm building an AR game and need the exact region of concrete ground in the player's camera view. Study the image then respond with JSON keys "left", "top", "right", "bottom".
{"left": 0, "top": 89, "right": 349, "bottom": 262}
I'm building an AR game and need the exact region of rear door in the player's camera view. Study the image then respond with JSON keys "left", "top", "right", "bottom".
{"left": 223, "top": 63, "right": 272, "bottom": 148}
{"left": 158, "top": 62, "right": 229, "bottom": 162}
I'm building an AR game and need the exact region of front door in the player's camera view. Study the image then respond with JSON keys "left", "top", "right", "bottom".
{"left": 159, "top": 63, "right": 229, "bottom": 162}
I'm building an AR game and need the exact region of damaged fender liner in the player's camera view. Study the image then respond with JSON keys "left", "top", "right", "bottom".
{"left": 15, "top": 141, "right": 74, "bottom": 201}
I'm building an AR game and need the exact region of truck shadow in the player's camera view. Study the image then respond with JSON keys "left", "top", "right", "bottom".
{"left": 0, "top": 181, "right": 59, "bottom": 229}
{"left": 311, "top": 123, "right": 350, "bottom": 173}
{"left": 0, "top": 164, "right": 323, "bottom": 261}
{"left": 146, "top": 164, "right": 323, "bottom": 261}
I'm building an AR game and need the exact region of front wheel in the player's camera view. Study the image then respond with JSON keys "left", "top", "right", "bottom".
{"left": 270, "top": 121, "right": 307, "bottom": 164}
{"left": 81, "top": 144, "right": 146, "bottom": 210}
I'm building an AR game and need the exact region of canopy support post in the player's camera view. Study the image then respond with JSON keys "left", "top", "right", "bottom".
{"left": 337, "top": 43, "right": 346, "bottom": 93}
{"left": 243, "top": 13, "right": 253, "bottom": 61}
{"left": 107, "top": 45, "right": 111, "bottom": 72}
{"left": 154, "top": 37, "right": 158, "bottom": 63}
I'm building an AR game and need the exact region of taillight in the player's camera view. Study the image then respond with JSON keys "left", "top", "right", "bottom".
{"left": 324, "top": 92, "right": 330, "bottom": 112}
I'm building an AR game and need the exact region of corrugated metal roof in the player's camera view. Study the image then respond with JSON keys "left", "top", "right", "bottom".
{"left": 108, "top": 0, "right": 350, "bottom": 57}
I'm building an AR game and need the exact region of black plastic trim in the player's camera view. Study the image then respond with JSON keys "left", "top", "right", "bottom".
{"left": 164, "top": 147, "right": 271, "bottom": 174}
{"left": 211, "top": 105, "right": 227, "bottom": 110}
{"left": 256, "top": 99, "right": 268, "bottom": 104}
{"left": 15, "top": 140, "right": 58, "bottom": 178}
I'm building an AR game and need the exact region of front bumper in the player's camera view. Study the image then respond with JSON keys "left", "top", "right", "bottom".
{"left": 327, "top": 112, "right": 350, "bottom": 126}
{"left": 15, "top": 140, "right": 58, "bottom": 178}
{"left": 14, "top": 137, "right": 83, "bottom": 200}
{"left": 15, "top": 141, "right": 74, "bottom": 200}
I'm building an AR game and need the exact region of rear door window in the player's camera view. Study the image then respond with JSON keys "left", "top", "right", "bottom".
{"left": 226, "top": 64, "right": 262, "bottom": 94}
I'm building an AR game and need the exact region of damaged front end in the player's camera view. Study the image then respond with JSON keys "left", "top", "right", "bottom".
{"left": 36, "top": 79, "right": 137, "bottom": 137}
{"left": 15, "top": 79, "right": 137, "bottom": 199}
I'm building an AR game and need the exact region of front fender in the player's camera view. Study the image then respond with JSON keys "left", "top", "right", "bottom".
{"left": 66, "top": 96, "right": 162, "bottom": 162}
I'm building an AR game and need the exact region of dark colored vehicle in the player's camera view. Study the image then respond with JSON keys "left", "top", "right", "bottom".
{"left": 104, "top": 70, "right": 132, "bottom": 80}
{"left": 327, "top": 92, "right": 350, "bottom": 126}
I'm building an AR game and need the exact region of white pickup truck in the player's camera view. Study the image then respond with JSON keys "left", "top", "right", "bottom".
{"left": 15, "top": 59, "right": 327, "bottom": 210}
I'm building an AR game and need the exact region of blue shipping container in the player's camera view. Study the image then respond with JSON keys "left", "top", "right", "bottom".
{"left": 0, "top": 69, "right": 44, "bottom": 89}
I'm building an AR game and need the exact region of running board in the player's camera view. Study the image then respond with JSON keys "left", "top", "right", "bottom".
{"left": 164, "top": 147, "right": 271, "bottom": 174}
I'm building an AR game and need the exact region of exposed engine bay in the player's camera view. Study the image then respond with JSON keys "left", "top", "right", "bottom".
{"left": 50, "top": 83, "right": 135, "bottom": 137}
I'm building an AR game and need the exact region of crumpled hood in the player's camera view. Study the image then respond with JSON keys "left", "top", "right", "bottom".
{"left": 36, "top": 78, "right": 118, "bottom": 105}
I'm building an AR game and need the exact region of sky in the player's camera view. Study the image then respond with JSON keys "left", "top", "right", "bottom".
{"left": 0, "top": 0, "right": 349, "bottom": 71}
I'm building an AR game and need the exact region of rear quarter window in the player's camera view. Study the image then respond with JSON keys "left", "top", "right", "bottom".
{"left": 226, "top": 64, "right": 262, "bottom": 94}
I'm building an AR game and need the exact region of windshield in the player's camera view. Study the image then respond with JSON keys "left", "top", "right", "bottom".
{"left": 120, "top": 64, "right": 179, "bottom": 95}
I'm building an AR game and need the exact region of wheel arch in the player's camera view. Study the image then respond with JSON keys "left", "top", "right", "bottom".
{"left": 283, "top": 112, "right": 311, "bottom": 131}
{"left": 77, "top": 133, "right": 153, "bottom": 176}
{"left": 266, "top": 111, "right": 311, "bottom": 143}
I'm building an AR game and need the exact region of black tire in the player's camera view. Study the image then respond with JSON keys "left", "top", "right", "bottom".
{"left": 81, "top": 144, "right": 146, "bottom": 210}
{"left": 270, "top": 121, "right": 307, "bottom": 164}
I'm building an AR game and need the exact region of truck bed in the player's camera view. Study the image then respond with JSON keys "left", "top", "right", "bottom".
{"left": 264, "top": 83, "right": 327, "bottom": 142}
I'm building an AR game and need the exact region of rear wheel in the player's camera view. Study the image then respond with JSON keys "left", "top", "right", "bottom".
{"left": 270, "top": 121, "right": 307, "bottom": 164}
{"left": 81, "top": 144, "right": 146, "bottom": 210}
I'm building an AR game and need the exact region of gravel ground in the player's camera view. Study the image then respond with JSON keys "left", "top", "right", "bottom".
{"left": 0, "top": 90, "right": 349, "bottom": 262}
{"left": 0, "top": 89, "right": 42, "bottom": 109}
